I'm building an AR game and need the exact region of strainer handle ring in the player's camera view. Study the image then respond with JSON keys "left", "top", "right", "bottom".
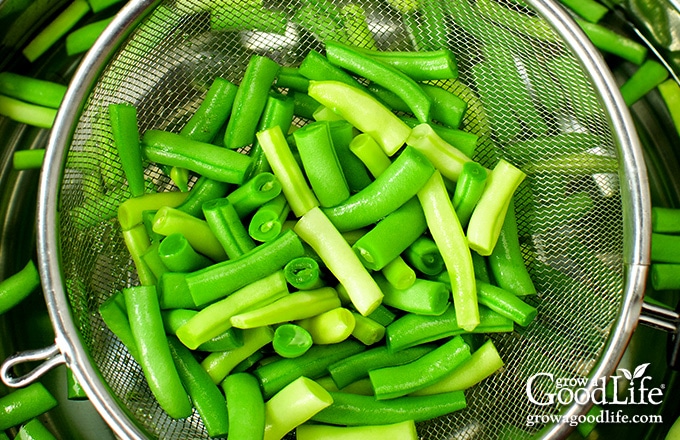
{"left": 0, "top": 343, "right": 64, "bottom": 388}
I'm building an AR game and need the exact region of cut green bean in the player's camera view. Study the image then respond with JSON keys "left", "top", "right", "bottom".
{"left": 307, "top": 80, "right": 411, "bottom": 156}
{"left": 88, "top": 0, "right": 125, "bottom": 12}
{"left": 658, "top": 79, "right": 680, "bottom": 137}
{"left": 403, "top": 236, "right": 444, "bottom": 277}
{"left": 203, "top": 198, "right": 256, "bottom": 259}
{"left": 651, "top": 233, "right": 680, "bottom": 263}
{"left": 122, "top": 224, "right": 156, "bottom": 286}
{"left": 0, "top": 383, "right": 58, "bottom": 430}
{"left": 65, "top": 17, "right": 115, "bottom": 55}
{"left": 294, "top": 121, "right": 350, "bottom": 207}
{"left": 476, "top": 281, "right": 537, "bottom": 327}
{"left": 349, "top": 132, "right": 392, "bottom": 177}
{"left": 180, "top": 77, "right": 238, "bottom": 143}
{"left": 475, "top": 0, "right": 558, "bottom": 42}
{"left": 294, "top": 207, "right": 383, "bottom": 316}
{"left": 12, "top": 149, "right": 46, "bottom": 170}
{"left": 292, "top": 0, "right": 349, "bottom": 43}
{"left": 223, "top": 171, "right": 282, "bottom": 218}
{"left": 620, "top": 59, "right": 670, "bottom": 106}
{"left": 152, "top": 206, "right": 227, "bottom": 262}
{"left": 284, "top": 256, "right": 324, "bottom": 290}
{"left": 273, "top": 324, "right": 314, "bottom": 358}
{"left": 175, "top": 176, "right": 231, "bottom": 218}
{"left": 17, "top": 418, "right": 56, "bottom": 440}
{"left": 406, "top": 123, "right": 472, "bottom": 182}
{"left": 276, "top": 67, "right": 310, "bottom": 93}
{"left": 201, "top": 326, "right": 275, "bottom": 384}
{"left": 168, "top": 338, "right": 230, "bottom": 437}
{"left": 296, "top": 307, "right": 356, "bottom": 344}
{"left": 66, "top": 368, "right": 88, "bottom": 400}
{"left": 223, "top": 373, "right": 266, "bottom": 440}
{"left": 341, "top": 4, "right": 378, "bottom": 49}
{"left": 557, "top": 0, "right": 608, "bottom": 22}
{"left": 650, "top": 264, "right": 680, "bottom": 290}
{"left": 223, "top": 55, "right": 280, "bottom": 150}
{"left": 374, "top": 274, "right": 449, "bottom": 316}
{"left": 381, "top": 257, "right": 416, "bottom": 290}
{"left": 0, "top": 259, "right": 40, "bottom": 315}
{"left": 22, "top": 0, "right": 91, "bottom": 62}
{"left": 297, "top": 420, "right": 418, "bottom": 440}
{"left": 451, "top": 160, "right": 487, "bottom": 227}
{"left": 162, "top": 309, "right": 243, "bottom": 352}
{"left": 118, "top": 191, "right": 190, "bottom": 230}
{"left": 176, "top": 271, "right": 288, "bottom": 350}
{"left": 652, "top": 207, "right": 680, "bottom": 233}
{"left": 249, "top": 194, "right": 290, "bottom": 243}
{"left": 328, "top": 120, "right": 373, "bottom": 192}
{"left": 577, "top": 20, "right": 648, "bottom": 64}
{"left": 0, "top": 95, "right": 57, "bottom": 128}
{"left": 263, "top": 376, "right": 334, "bottom": 440}
{"left": 99, "top": 291, "right": 140, "bottom": 362}
{"left": 299, "top": 49, "right": 363, "bottom": 89}
{"left": 183, "top": 229, "right": 304, "bottom": 306}
{"left": 418, "top": 171, "right": 478, "bottom": 331}
{"left": 467, "top": 159, "right": 526, "bottom": 256}
{"left": 109, "top": 103, "right": 146, "bottom": 198}
{"left": 369, "top": 335, "right": 470, "bottom": 399}
{"left": 142, "top": 130, "right": 254, "bottom": 184}
{"left": 411, "top": 338, "right": 503, "bottom": 395}
{"left": 231, "top": 287, "right": 340, "bottom": 329}
{"left": 257, "top": 125, "right": 320, "bottom": 217}
{"left": 350, "top": 311, "right": 386, "bottom": 346}
{"left": 311, "top": 390, "right": 466, "bottom": 425}
{"left": 254, "top": 340, "right": 365, "bottom": 399}
{"left": 250, "top": 92, "right": 296, "bottom": 177}
{"left": 124, "top": 285, "right": 193, "bottom": 419}
{"left": 157, "top": 233, "right": 212, "bottom": 273}
{"left": 0, "top": 72, "right": 66, "bottom": 108}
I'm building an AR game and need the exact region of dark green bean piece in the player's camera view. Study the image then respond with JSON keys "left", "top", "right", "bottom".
{"left": 291, "top": 91, "right": 322, "bottom": 119}
{"left": 620, "top": 59, "right": 670, "bottom": 106}
{"left": 400, "top": 117, "right": 478, "bottom": 158}
{"left": 652, "top": 207, "right": 680, "bottom": 233}
{"left": 0, "top": 72, "right": 66, "bottom": 108}
{"left": 284, "top": 256, "right": 325, "bottom": 290}
{"left": 109, "top": 103, "right": 146, "bottom": 198}
{"left": 142, "top": 130, "right": 253, "bottom": 184}
{"left": 403, "top": 236, "right": 444, "bottom": 276}
{"left": 250, "top": 92, "right": 296, "bottom": 177}
{"left": 328, "top": 120, "right": 373, "bottom": 192}
{"left": 210, "top": 3, "right": 288, "bottom": 33}
{"left": 180, "top": 77, "right": 238, "bottom": 143}
{"left": 293, "top": 0, "right": 349, "bottom": 44}
{"left": 223, "top": 373, "right": 266, "bottom": 440}
{"left": 99, "top": 291, "right": 141, "bottom": 362}
{"left": 0, "top": 259, "right": 40, "bottom": 315}
{"left": 275, "top": 67, "right": 310, "bottom": 92}
{"left": 17, "top": 418, "right": 56, "bottom": 440}
{"left": 176, "top": 176, "right": 231, "bottom": 218}
{"left": 12, "top": 149, "right": 46, "bottom": 170}
{"left": 651, "top": 233, "right": 680, "bottom": 263}
{"left": 341, "top": 3, "right": 378, "bottom": 49}
{"left": 203, "top": 198, "right": 256, "bottom": 259}
{"left": 0, "top": 382, "right": 58, "bottom": 430}
{"left": 475, "top": 281, "right": 537, "bottom": 327}
{"left": 66, "top": 368, "right": 88, "bottom": 400}
{"left": 65, "top": 17, "right": 114, "bottom": 56}
{"left": 157, "top": 233, "right": 212, "bottom": 273}
{"left": 355, "top": 48, "right": 459, "bottom": 81}
{"left": 323, "top": 146, "right": 435, "bottom": 231}
{"left": 557, "top": 0, "right": 607, "bottom": 22}
{"left": 248, "top": 194, "right": 290, "bottom": 243}
{"left": 299, "top": 49, "right": 363, "bottom": 89}
{"left": 650, "top": 264, "right": 680, "bottom": 290}
{"left": 223, "top": 55, "right": 280, "bottom": 150}
{"left": 311, "top": 390, "right": 466, "bottom": 425}
{"left": 167, "top": 337, "right": 230, "bottom": 437}
{"left": 272, "top": 323, "right": 314, "bottom": 358}
{"left": 577, "top": 20, "right": 648, "bottom": 64}
{"left": 0, "top": 95, "right": 56, "bottom": 128}
{"left": 451, "top": 161, "right": 488, "bottom": 227}
{"left": 374, "top": 274, "right": 449, "bottom": 316}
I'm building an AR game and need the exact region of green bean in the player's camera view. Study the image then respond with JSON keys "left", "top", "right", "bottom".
{"left": 176, "top": 271, "right": 289, "bottom": 350}
{"left": 557, "top": 0, "right": 608, "bottom": 22}
{"left": 0, "top": 72, "right": 66, "bottom": 108}
{"left": 327, "top": 120, "right": 373, "bottom": 192}
{"left": 254, "top": 340, "right": 365, "bottom": 399}
{"left": 22, "top": 0, "right": 91, "bottom": 62}
{"left": 375, "top": 274, "right": 449, "bottom": 316}
{"left": 294, "top": 121, "right": 350, "bottom": 207}
{"left": 157, "top": 233, "right": 212, "bottom": 273}
{"left": 99, "top": 291, "right": 140, "bottom": 362}
{"left": 66, "top": 368, "right": 88, "bottom": 400}
{"left": 0, "top": 95, "right": 57, "bottom": 128}
{"left": 367, "top": 304, "right": 397, "bottom": 327}
{"left": 658, "top": 79, "right": 680, "bottom": 137}
{"left": 472, "top": 251, "right": 492, "bottom": 283}
{"left": 411, "top": 338, "right": 503, "bottom": 395}
{"left": 652, "top": 207, "right": 680, "bottom": 233}
{"left": 263, "top": 376, "right": 334, "bottom": 440}
{"left": 620, "top": 59, "right": 670, "bottom": 106}
{"left": 369, "top": 335, "right": 471, "bottom": 399}
{"left": 65, "top": 17, "right": 114, "bottom": 56}
{"left": 152, "top": 206, "right": 227, "bottom": 262}
{"left": 451, "top": 161, "right": 487, "bottom": 227}
{"left": 296, "top": 307, "right": 356, "bottom": 344}
{"left": 299, "top": 50, "right": 363, "bottom": 89}
{"left": 406, "top": 123, "right": 472, "bottom": 182}
{"left": 284, "top": 256, "right": 324, "bottom": 290}
{"left": 294, "top": 207, "right": 383, "bottom": 316}
{"left": 223, "top": 373, "right": 266, "bottom": 440}
{"left": 467, "top": 159, "right": 526, "bottom": 256}
{"left": 401, "top": 117, "right": 478, "bottom": 159}
{"left": 362, "top": 48, "right": 458, "bottom": 82}
{"left": 297, "top": 420, "right": 418, "bottom": 440}
{"left": 381, "top": 257, "right": 416, "bottom": 290}
{"left": 142, "top": 130, "right": 254, "bottom": 184}
{"left": 307, "top": 80, "right": 412, "bottom": 156}
{"left": 350, "top": 311, "right": 386, "bottom": 346}
{"left": 123, "top": 285, "right": 193, "bottom": 419}
{"left": 291, "top": 91, "right": 322, "bottom": 119}
{"left": 223, "top": 172, "right": 282, "bottom": 218}
{"left": 403, "top": 236, "right": 443, "bottom": 277}
{"left": 158, "top": 272, "right": 199, "bottom": 310}
{"left": 311, "top": 390, "right": 466, "bottom": 425}
{"left": 183, "top": 229, "right": 304, "bottom": 306}
{"left": 201, "top": 326, "right": 275, "bottom": 384}
{"left": 348, "top": 132, "right": 391, "bottom": 178}
{"left": 521, "top": 152, "right": 617, "bottom": 175}
{"left": 175, "top": 176, "right": 231, "bottom": 218}
{"left": 651, "top": 233, "right": 680, "bottom": 263}
{"left": 0, "top": 259, "right": 40, "bottom": 315}
{"left": 162, "top": 309, "right": 243, "bottom": 352}
{"left": 203, "top": 198, "right": 256, "bottom": 259}
{"left": 328, "top": 344, "right": 433, "bottom": 390}
{"left": 167, "top": 338, "right": 230, "bottom": 437}
{"left": 180, "top": 77, "right": 238, "bottom": 143}
{"left": 325, "top": 41, "right": 432, "bottom": 123}
{"left": 0, "top": 383, "right": 58, "bottom": 430}
{"left": 650, "top": 264, "right": 680, "bottom": 290}
{"left": 249, "top": 194, "right": 290, "bottom": 243}
{"left": 87, "top": 0, "right": 125, "bottom": 12}
{"left": 503, "top": 132, "right": 603, "bottom": 167}
{"left": 488, "top": 200, "right": 536, "bottom": 296}
{"left": 12, "top": 149, "right": 46, "bottom": 170}
{"left": 250, "top": 93, "right": 296, "bottom": 176}
{"left": 122, "top": 225, "right": 156, "bottom": 286}
{"left": 17, "top": 418, "right": 56, "bottom": 440}
{"left": 275, "top": 67, "right": 310, "bottom": 92}
{"left": 223, "top": 55, "right": 280, "bottom": 150}
{"left": 257, "top": 125, "right": 320, "bottom": 217}
{"left": 118, "top": 191, "right": 189, "bottom": 230}
{"left": 140, "top": 242, "right": 168, "bottom": 279}
{"left": 108, "top": 103, "right": 146, "bottom": 198}
{"left": 273, "top": 324, "right": 314, "bottom": 358}
{"left": 475, "top": 281, "right": 537, "bottom": 327}
{"left": 577, "top": 20, "right": 648, "bottom": 64}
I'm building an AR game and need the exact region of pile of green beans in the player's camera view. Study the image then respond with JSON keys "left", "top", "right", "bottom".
{"left": 89, "top": 39, "right": 542, "bottom": 438}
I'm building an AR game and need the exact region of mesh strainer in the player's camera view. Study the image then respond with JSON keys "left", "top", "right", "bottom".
{"left": 0, "top": 0, "right": 651, "bottom": 438}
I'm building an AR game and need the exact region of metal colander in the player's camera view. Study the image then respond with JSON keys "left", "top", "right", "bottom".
{"left": 2, "top": 0, "right": 650, "bottom": 438}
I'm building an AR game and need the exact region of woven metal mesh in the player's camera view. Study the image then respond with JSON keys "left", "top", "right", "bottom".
{"left": 57, "top": 0, "right": 626, "bottom": 438}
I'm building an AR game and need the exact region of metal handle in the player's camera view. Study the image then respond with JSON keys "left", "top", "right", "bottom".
{"left": 1, "top": 343, "right": 65, "bottom": 388}
{"left": 639, "top": 301, "right": 680, "bottom": 369}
